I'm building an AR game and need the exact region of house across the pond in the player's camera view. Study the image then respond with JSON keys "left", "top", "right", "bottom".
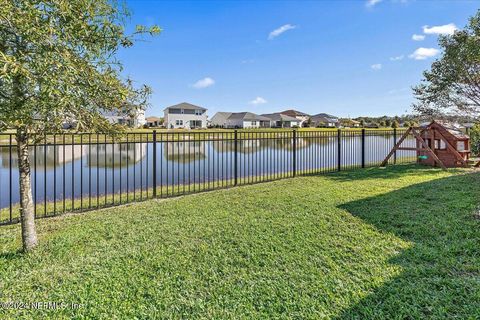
{"left": 164, "top": 102, "right": 208, "bottom": 129}
{"left": 103, "top": 107, "right": 146, "bottom": 128}
{"left": 310, "top": 113, "right": 339, "bottom": 128}
{"left": 145, "top": 116, "right": 162, "bottom": 127}
{"left": 224, "top": 112, "right": 271, "bottom": 129}
{"left": 280, "top": 109, "right": 310, "bottom": 127}
{"left": 209, "top": 112, "right": 232, "bottom": 128}
{"left": 261, "top": 113, "right": 301, "bottom": 128}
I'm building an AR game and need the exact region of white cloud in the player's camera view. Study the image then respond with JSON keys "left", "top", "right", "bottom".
{"left": 423, "top": 23, "right": 457, "bottom": 35}
{"left": 389, "top": 55, "right": 404, "bottom": 61}
{"left": 371, "top": 63, "right": 382, "bottom": 70}
{"left": 412, "top": 34, "right": 425, "bottom": 41}
{"left": 192, "top": 77, "right": 215, "bottom": 89}
{"left": 409, "top": 47, "right": 440, "bottom": 60}
{"left": 366, "top": 0, "right": 382, "bottom": 7}
{"left": 268, "top": 24, "right": 296, "bottom": 40}
{"left": 249, "top": 97, "right": 267, "bottom": 105}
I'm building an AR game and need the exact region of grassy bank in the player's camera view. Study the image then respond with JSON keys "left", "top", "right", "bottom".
{"left": 0, "top": 165, "right": 479, "bottom": 319}
{"left": 0, "top": 127, "right": 403, "bottom": 145}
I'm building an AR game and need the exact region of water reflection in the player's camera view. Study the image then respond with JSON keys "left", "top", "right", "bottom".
{"left": 164, "top": 141, "right": 205, "bottom": 163}
{"left": 212, "top": 138, "right": 315, "bottom": 154}
{"left": 0, "top": 144, "right": 83, "bottom": 169}
{"left": 0, "top": 143, "right": 147, "bottom": 169}
{"left": 88, "top": 143, "right": 147, "bottom": 167}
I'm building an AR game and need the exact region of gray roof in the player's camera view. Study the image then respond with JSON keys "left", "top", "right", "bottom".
{"left": 280, "top": 109, "right": 310, "bottom": 117}
{"left": 311, "top": 113, "right": 339, "bottom": 122}
{"left": 164, "top": 102, "right": 207, "bottom": 111}
{"left": 211, "top": 112, "right": 232, "bottom": 119}
{"left": 227, "top": 112, "right": 271, "bottom": 121}
{"left": 210, "top": 112, "right": 232, "bottom": 125}
{"left": 261, "top": 113, "right": 299, "bottom": 122}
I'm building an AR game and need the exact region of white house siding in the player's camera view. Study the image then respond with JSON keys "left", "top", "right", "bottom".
{"left": 103, "top": 109, "right": 146, "bottom": 128}
{"left": 272, "top": 120, "right": 300, "bottom": 128}
{"left": 225, "top": 119, "right": 266, "bottom": 129}
{"left": 243, "top": 121, "right": 262, "bottom": 128}
{"left": 311, "top": 118, "right": 339, "bottom": 128}
{"left": 225, "top": 118, "right": 243, "bottom": 128}
{"left": 165, "top": 112, "right": 208, "bottom": 129}
{"left": 289, "top": 120, "right": 301, "bottom": 127}
{"left": 136, "top": 109, "right": 146, "bottom": 127}
{"left": 295, "top": 116, "right": 309, "bottom": 127}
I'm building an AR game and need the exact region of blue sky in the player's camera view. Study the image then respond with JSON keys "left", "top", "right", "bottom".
{"left": 118, "top": 0, "right": 479, "bottom": 118}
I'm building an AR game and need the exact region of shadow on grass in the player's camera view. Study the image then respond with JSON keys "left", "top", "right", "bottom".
{"left": 327, "top": 164, "right": 465, "bottom": 182}
{"left": 0, "top": 250, "right": 22, "bottom": 261}
{"left": 335, "top": 171, "right": 480, "bottom": 319}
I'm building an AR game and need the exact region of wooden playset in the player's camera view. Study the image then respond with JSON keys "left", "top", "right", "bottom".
{"left": 381, "top": 120, "right": 472, "bottom": 169}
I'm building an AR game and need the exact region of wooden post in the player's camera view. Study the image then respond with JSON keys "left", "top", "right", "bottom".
{"left": 411, "top": 129, "right": 447, "bottom": 170}
{"left": 380, "top": 127, "right": 411, "bottom": 167}
{"left": 381, "top": 127, "right": 447, "bottom": 170}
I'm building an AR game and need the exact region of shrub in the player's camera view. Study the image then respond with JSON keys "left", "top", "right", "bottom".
{"left": 470, "top": 124, "right": 480, "bottom": 156}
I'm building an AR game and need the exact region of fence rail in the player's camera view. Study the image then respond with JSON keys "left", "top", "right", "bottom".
{"left": 0, "top": 129, "right": 416, "bottom": 225}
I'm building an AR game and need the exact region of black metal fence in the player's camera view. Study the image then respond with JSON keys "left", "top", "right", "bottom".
{"left": 0, "top": 129, "right": 416, "bottom": 225}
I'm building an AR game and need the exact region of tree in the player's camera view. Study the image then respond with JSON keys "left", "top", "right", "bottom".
{"left": 470, "top": 124, "right": 480, "bottom": 155}
{"left": 391, "top": 120, "right": 399, "bottom": 128}
{"left": 340, "top": 118, "right": 354, "bottom": 127}
{"left": 304, "top": 117, "right": 312, "bottom": 128}
{"left": 0, "top": 0, "right": 160, "bottom": 251}
{"left": 413, "top": 10, "right": 480, "bottom": 119}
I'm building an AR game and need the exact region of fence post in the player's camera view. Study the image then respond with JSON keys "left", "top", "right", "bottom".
{"left": 234, "top": 130, "right": 238, "bottom": 186}
{"left": 361, "top": 128, "right": 366, "bottom": 168}
{"left": 337, "top": 129, "right": 341, "bottom": 171}
{"left": 292, "top": 129, "right": 297, "bottom": 177}
{"left": 152, "top": 130, "right": 157, "bottom": 197}
{"left": 393, "top": 128, "right": 397, "bottom": 164}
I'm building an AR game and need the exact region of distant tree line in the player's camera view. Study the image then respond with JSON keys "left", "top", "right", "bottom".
{"left": 342, "top": 115, "right": 421, "bottom": 128}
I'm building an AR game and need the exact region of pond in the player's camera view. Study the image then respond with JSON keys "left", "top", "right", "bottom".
{"left": 0, "top": 134, "right": 416, "bottom": 212}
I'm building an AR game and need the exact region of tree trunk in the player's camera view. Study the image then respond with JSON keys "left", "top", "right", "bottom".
{"left": 16, "top": 128, "right": 38, "bottom": 251}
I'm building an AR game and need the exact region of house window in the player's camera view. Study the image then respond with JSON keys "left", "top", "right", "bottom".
{"left": 168, "top": 108, "right": 181, "bottom": 114}
{"left": 251, "top": 121, "right": 257, "bottom": 125}
{"left": 457, "top": 141, "right": 466, "bottom": 152}
{"left": 195, "top": 110, "right": 203, "bottom": 116}
{"left": 176, "top": 120, "right": 183, "bottom": 126}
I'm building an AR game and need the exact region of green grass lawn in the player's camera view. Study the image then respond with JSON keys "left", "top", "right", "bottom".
{"left": 1, "top": 127, "right": 402, "bottom": 145}
{"left": 0, "top": 165, "right": 479, "bottom": 319}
